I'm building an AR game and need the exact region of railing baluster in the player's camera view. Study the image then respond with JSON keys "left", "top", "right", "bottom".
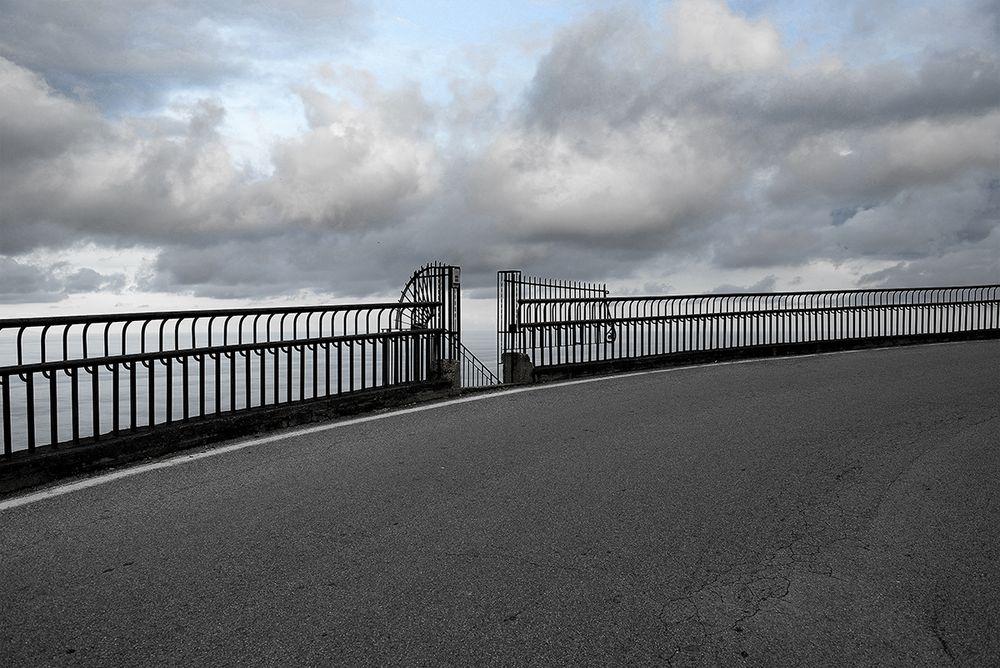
{"left": 229, "top": 352, "right": 237, "bottom": 412}
{"left": 165, "top": 358, "right": 173, "bottom": 424}
{"left": 70, "top": 368, "right": 80, "bottom": 444}
{"left": 349, "top": 340, "right": 356, "bottom": 392}
{"left": 286, "top": 346, "right": 293, "bottom": 402}
{"left": 260, "top": 349, "right": 267, "bottom": 407}
{"left": 215, "top": 353, "right": 223, "bottom": 414}
{"left": 183, "top": 357, "right": 191, "bottom": 421}
{"left": 147, "top": 361, "right": 155, "bottom": 428}
{"left": 129, "top": 363, "right": 137, "bottom": 432}
{"left": 312, "top": 344, "right": 319, "bottom": 397}
{"left": 2, "top": 375, "right": 11, "bottom": 457}
{"left": 273, "top": 345, "right": 280, "bottom": 405}
{"left": 244, "top": 351, "right": 251, "bottom": 409}
{"left": 199, "top": 356, "right": 206, "bottom": 417}
{"left": 24, "top": 373, "right": 36, "bottom": 452}
{"left": 91, "top": 365, "right": 100, "bottom": 440}
{"left": 49, "top": 371, "right": 58, "bottom": 447}
{"left": 300, "top": 345, "right": 307, "bottom": 398}
{"left": 112, "top": 364, "right": 120, "bottom": 435}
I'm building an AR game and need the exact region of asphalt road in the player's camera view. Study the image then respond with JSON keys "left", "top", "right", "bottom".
{"left": 2, "top": 341, "right": 998, "bottom": 667}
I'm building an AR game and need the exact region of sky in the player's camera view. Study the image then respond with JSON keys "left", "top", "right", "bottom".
{"left": 1, "top": 0, "right": 998, "bottom": 328}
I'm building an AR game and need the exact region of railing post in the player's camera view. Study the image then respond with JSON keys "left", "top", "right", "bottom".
{"left": 498, "top": 270, "right": 523, "bottom": 381}
{"left": 382, "top": 335, "right": 391, "bottom": 387}
{"left": 91, "top": 365, "right": 100, "bottom": 441}
{"left": 449, "top": 266, "right": 461, "bottom": 362}
{"left": 411, "top": 330, "right": 422, "bottom": 383}
{"left": 1, "top": 374, "right": 11, "bottom": 457}
{"left": 25, "top": 373, "right": 35, "bottom": 451}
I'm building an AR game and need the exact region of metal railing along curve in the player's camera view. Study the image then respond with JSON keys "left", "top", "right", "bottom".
{"left": 498, "top": 277, "right": 1000, "bottom": 372}
{"left": 0, "top": 301, "right": 446, "bottom": 457}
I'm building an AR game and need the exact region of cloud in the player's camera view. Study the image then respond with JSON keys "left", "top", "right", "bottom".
{"left": 730, "top": 49, "right": 1000, "bottom": 137}
{"left": 0, "top": 257, "right": 63, "bottom": 303}
{"left": 0, "top": 257, "right": 125, "bottom": 303}
{"left": 841, "top": 0, "right": 1000, "bottom": 60}
{"left": 830, "top": 176, "right": 1000, "bottom": 258}
{"left": 0, "top": 62, "right": 248, "bottom": 253}
{"left": 858, "top": 230, "right": 1000, "bottom": 288}
{"left": 0, "top": 58, "right": 107, "bottom": 167}
{"left": 768, "top": 112, "right": 1000, "bottom": 204}
{"left": 456, "top": 3, "right": 1000, "bottom": 288}
{"left": 0, "top": 57, "right": 442, "bottom": 253}
{"left": 711, "top": 275, "right": 779, "bottom": 294}
{"left": 712, "top": 174, "right": 1000, "bottom": 272}
{"left": 667, "top": 0, "right": 784, "bottom": 73}
{"left": 0, "top": 0, "right": 370, "bottom": 109}
{"left": 255, "top": 83, "right": 440, "bottom": 231}
{"left": 465, "top": 121, "right": 739, "bottom": 247}
{"left": 142, "top": 226, "right": 422, "bottom": 300}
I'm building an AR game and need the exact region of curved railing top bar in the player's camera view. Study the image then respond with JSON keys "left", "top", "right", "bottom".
{"left": 0, "top": 329, "right": 442, "bottom": 376}
{"left": 0, "top": 301, "right": 432, "bottom": 329}
{"left": 0, "top": 301, "right": 443, "bottom": 369}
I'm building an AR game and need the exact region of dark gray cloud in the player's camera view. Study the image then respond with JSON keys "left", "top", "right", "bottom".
{"left": 0, "top": 258, "right": 63, "bottom": 303}
{"left": 711, "top": 275, "right": 778, "bottom": 294}
{"left": 712, "top": 173, "right": 1000, "bottom": 272}
{"left": 64, "top": 267, "right": 124, "bottom": 293}
{"left": 858, "top": 230, "right": 1000, "bottom": 288}
{"left": 0, "top": 258, "right": 125, "bottom": 303}
{"left": 140, "top": 226, "right": 435, "bottom": 300}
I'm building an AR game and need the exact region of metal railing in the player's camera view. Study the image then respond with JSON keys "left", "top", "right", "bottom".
{"left": 498, "top": 273, "right": 1000, "bottom": 372}
{"left": 0, "top": 266, "right": 473, "bottom": 457}
{"left": 497, "top": 270, "right": 608, "bottom": 375}
{"left": 404, "top": 263, "right": 499, "bottom": 388}
{"left": 450, "top": 334, "right": 501, "bottom": 388}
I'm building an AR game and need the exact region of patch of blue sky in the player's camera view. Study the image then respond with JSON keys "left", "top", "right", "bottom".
{"left": 725, "top": 0, "right": 988, "bottom": 67}
{"left": 732, "top": 0, "right": 845, "bottom": 57}
{"left": 354, "top": 1, "right": 579, "bottom": 101}
{"left": 162, "top": 75, "right": 307, "bottom": 178}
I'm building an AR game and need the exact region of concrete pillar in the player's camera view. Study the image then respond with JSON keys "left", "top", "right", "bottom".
{"left": 431, "top": 358, "right": 461, "bottom": 390}
{"left": 502, "top": 352, "right": 534, "bottom": 384}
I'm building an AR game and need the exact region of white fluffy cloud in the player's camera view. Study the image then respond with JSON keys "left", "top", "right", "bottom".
{"left": 0, "top": 59, "right": 247, "bottom": 252}
{"left": 467, "top": 118, "right": 738, "bottom": 244}
{"left": 668, "top": 0, "right": 784, "bottom": 72}
{"left": 0, "top": 56, "right": 442, "bottom": 248}
{"left": 256, "top": 83, "right": 440, "bottom": 230}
